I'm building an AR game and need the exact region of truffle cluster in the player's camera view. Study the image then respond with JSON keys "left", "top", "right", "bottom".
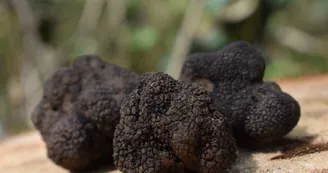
{"left": 31, "top": 55, "right": 139, "bottom": 172}
{"left": 31, "top": 41, "right": 301, "bottom": 173}
{"left": 113, "top": 72, "right": 237, "bottom": 173}
{"left": 179, "top": 41, "right": 301, "bottom": 147}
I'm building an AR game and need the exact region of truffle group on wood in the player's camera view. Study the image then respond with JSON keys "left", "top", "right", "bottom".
{"left": 31, "top": 41, "right": 301, "bottom": 173}
{"left": 31, "top": 55, "right": 139, "bottom": 172}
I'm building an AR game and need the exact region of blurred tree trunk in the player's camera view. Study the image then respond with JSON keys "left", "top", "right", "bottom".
{"left": 10, "top": 0, "right": 57, "bottom": 128}
{"left": 98, "top": 0, "right": 126, "bottom": 58}
{"left": 166, "top": 0, "right": 206, "bottom": 79}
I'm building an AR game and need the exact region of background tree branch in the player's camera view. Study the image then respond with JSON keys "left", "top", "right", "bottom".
{"left": 74, "top": 0, "right": 106, "bottom": 56}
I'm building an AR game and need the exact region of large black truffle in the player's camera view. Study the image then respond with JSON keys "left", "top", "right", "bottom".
{"left": 113, "top": 72, "right": 237, "bottom": 173}
{"left": 179, "top": 41, "right": 301, "bottom": 147}
{"left": 31, "top": 55, "right": 139, "bottom": 172}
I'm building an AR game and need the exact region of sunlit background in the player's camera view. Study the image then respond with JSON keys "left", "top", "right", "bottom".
{"left": 0, "top": 0, "right": 328, "bottom": 138}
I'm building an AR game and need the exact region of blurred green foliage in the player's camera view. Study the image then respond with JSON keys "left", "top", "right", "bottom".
{"left": 0, "top": 0, "right": 328, "bottom": 136}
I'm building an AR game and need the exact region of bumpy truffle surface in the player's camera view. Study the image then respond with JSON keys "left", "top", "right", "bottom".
{"left": 179, "top": 41, "right": 301, "bottom": 147}
{"left": 46, "top": 112, "right": 112, "bottom": 172}
{"left": 114, "top": 72, "right": 237, "bottom": 173}
{"left": 31, "top": 55, "right": 139, "bottom": 172}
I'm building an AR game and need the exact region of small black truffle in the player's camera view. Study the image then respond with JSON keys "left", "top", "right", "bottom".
{"left": 113, "top": 72, "right": 237, "bottom": 173}
{"left": 31, "top": 55, "right": 139, "bottom": 172}
{"left": 179, "top": 41, "right": 301, "bottom": 147}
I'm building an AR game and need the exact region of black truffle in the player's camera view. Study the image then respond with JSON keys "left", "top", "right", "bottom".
{"left": 31, "top": 55, "right": 139, "bottom": 172}
{"left": 179, "top": 41, "right": 301, "bottom": 147}
{"left": 113, "top": 72, "right": 237, "bottom": 173}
